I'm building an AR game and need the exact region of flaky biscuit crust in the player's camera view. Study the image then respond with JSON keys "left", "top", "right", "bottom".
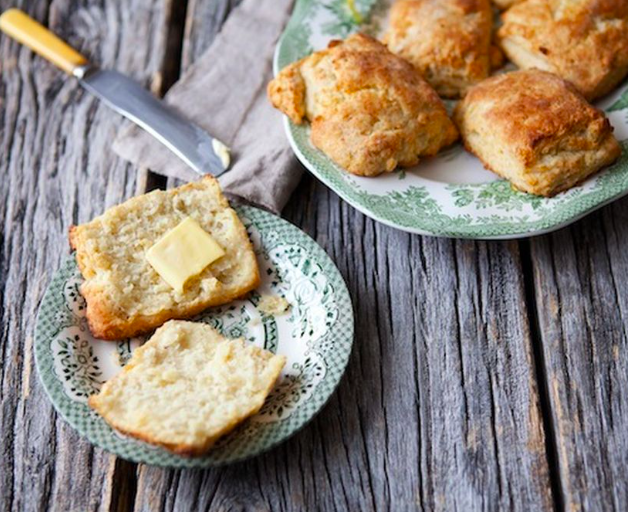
{"left": 454, "top": 70, "right": 621, "bottom": 196}
{"left": 384, "top": 0, "right": 494, "bottom": 97}
{"left": 498, "top": 0, "right": 628, "bottom": 100}
{"left": 268, "top": 33, "right": 458, "bottom": 177}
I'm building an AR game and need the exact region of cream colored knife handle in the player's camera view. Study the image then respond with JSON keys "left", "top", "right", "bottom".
{"left": 0, "top": 8, "right": 87, "bottom": 74}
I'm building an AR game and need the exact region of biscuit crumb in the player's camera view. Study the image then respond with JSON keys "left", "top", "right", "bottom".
{"left": 258, "top": 295, "right": 290, "bottom": 316}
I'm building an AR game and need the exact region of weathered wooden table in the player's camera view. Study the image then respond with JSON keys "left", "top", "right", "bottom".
{"left": 1, "top": 1, "right": 627, "bottom": 510}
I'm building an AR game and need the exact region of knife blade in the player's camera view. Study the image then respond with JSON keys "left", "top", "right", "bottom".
{"left": 77, "top": 67, "right": 228, "bottom": 176}
{"left": 0, "top": 8, "right": 229, "bottom": 177}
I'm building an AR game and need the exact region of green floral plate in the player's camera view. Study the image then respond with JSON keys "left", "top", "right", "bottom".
{"left": 275, "top": 0, "right": 628, "bottom": 239}
{"left": 35, "top": 206, "right": 353, "bottom": 467}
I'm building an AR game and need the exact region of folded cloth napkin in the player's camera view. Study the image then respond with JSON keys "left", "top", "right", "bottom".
{"left": 113, "top": 0, "right": 301, "bottom": 213}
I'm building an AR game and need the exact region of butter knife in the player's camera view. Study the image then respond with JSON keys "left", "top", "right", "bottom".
{"left": 0, "top": 8, "right": 230, "bottom": 176}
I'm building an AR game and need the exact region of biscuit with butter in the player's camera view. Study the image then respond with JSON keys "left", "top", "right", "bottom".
{"left": 69, "top": 177, "right": 259, "bottom": 340}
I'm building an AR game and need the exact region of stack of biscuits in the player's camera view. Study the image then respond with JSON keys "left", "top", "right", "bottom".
{"left": 268, "top": 0, "right": 628, "bottom": 197}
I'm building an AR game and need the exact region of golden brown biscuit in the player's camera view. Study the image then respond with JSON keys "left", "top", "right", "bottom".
{"left": 384, "top": 0, "right": 495, "bottom": 97}
{"left": 267, "top": 33, "right": 458, "bottom": 177}
{"left": 497, "top": 0, "right": 628, "bottom": 101}
{"left": 454, "top": 70, "right": 621, "bottom": 196}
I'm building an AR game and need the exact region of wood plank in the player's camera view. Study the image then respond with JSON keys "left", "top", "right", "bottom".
{"left": 284, "top": 179, "right": 554, "bottom": 510}
{"left": 0, "top": 0, "right": 173, "bottom": 510}
{"left": 530, "top": 198, "right": 628, "bottom": 511}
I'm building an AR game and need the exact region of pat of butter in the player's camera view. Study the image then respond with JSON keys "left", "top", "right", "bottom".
{"left": 146, "top": 217, "right": 225, "bottom": 293}
{"left": 212, "top": 139, "right": 231, "bottom": 169}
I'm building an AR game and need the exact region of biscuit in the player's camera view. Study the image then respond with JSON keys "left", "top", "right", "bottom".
{"left": 268, "top": 33, "right": 458, "bottom": 177}
{"left": 70, "top": 177, "right": 260, "bottom": 340}
{"left": 454, "top": 70, "right": 621, "bottom": 196}
{"left": 384, "top": 0, "right": 495, "bottom": 97}
{"left": 88, "top": 320, "right": 286, "bottom": 456}
{"left": 497, "top": 0, "right": 628, "bottom": 101}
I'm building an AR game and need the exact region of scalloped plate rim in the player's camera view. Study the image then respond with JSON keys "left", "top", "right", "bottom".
{"left": 283, "top": 117, "right": 628, "bottom": 240}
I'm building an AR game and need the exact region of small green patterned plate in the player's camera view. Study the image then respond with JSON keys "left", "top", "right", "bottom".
{"left": 275, "top": 0, "right": 628, "bottom": 239}
{"left": 35, "top": 206, "right": 353, "bottom": 467}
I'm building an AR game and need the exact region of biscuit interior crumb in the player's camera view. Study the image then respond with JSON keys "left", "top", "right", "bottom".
{"left": 88, "top": 320, "right": 286, "bottom": 455}
{"left": 258, "top": 295, "right": 291, "bottom": 316}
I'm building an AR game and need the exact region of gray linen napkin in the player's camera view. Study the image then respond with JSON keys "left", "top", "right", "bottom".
{"left": 112, "top": 0, "right": 301, "bottom": 213}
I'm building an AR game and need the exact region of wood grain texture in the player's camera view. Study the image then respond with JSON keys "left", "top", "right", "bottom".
{"left": 530, "top": 198, "right": 628, "bottom": 512}
{"left": 282, "top": 178, "right": 553, "bottom": 511}
{"left": 0, "top": 0, "right": 172, "bottom": 510}
{"left": 6, "top": 0, "right": 627, "bottom": 510}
